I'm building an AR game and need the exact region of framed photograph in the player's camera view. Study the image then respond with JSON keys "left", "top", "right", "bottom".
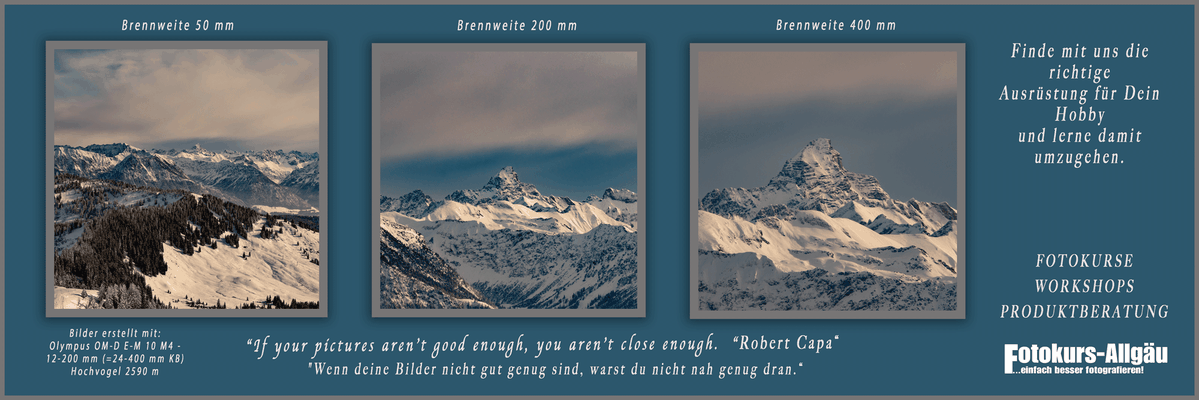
{"left": 47, "top": 42, "right": 328, "bottom": 316}
{"left": 372, "top": 43, "right": 646, "bottom": 317}
{"left": 691, "top": 43, "right": 965, "bottom": 319}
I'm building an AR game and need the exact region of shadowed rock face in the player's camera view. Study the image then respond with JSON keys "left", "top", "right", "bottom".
{"left": 380, "top": 222, "right": 494, "bottom": 309}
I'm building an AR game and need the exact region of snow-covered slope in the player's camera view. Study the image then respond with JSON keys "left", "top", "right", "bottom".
{"left": 698, "top": 138, "right": 957, "bottom": 311}
{"left": 53, "top": 287, "right": 100, "bottom": 309}
{"left": 146, "top": 216, "right": 320, "bottom": 309}
{"left": 55, "top": 143, "right": 320, "bottom": 211}
{"left": 54, "top": 215, "right": 320, "bottom": 310}
{"left": 52, "top": 174, "right": 320, "bottom": 310}
{"left": 381, "top": 167, "right": 638, "bottom": 309}
{"left": 252, "top": 205, "right": 320, "bottom": 216}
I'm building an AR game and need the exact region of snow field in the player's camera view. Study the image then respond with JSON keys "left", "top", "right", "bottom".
{"left": 145, "top": 216, "right": 319, "bottom": 309}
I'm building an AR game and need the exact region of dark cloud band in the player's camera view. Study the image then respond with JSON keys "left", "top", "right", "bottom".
{"left": 377, "top": 50, "right": 639, "bottom": 160}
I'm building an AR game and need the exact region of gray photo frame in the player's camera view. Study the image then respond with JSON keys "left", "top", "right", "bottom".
{"left": 372, "top": 43, "right": 646, "bottom": 318}
{"left": 46, "top": 41, "right": 328, "bottom": 317}
{"left": 690, "top": 43, "right": 966, "bottom": 319}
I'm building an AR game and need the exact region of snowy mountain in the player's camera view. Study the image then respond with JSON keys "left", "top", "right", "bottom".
{"left": 279, "top": 161, "right": 320, "bottom": 206}
{"left": 56, "top": 144, "right": 208, "bottom": 195}
{"left": 55, "top": 143, "right": 134, "bottom": 178}
{"left": 52, "top": 174, "right": 320, "bottom": 310}
{"left": 380, "top": 190, "right": 442, "bottom": 220}
{"left": 442, "top": 166, "right": 578, "bottom": 214}
{"left": 158, "top": 144, "right": 318, "bottom": 184}
{"left": 585, "top": 188, "right": 639, "bottom": 230}
{"left": 54, "top": 143, "right": 319, "bottom": 211}
{"left": 381, "top": 167, "right": 638, "bottom": 309}
{"left": 698, "top": 138, "right": 957, "bottom": 311}
{"left": 380, "top": 220, "right": 494, "bottom": 309}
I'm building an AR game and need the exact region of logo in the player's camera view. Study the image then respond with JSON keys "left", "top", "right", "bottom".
{"left": 1003, "top": 343, "right": 1166, "bottom": 375}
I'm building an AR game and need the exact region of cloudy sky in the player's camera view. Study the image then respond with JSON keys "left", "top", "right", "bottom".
{"left": 54, "top": 48, "right": 320, "bottom": 152}
{"left": 698, "top": 50, "right": 958, "bottom": 207}
{"left": 378, "top": 49, "right": 639, "bottom": 200}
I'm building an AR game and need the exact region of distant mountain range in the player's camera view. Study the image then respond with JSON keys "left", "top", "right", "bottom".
{"left": 698, "top": 138, "right": 957, "bottom": 311}
{"left": 55, "top": 143, "right": 319, "bottom": 211}
{"left": 381, "top": 166, "right": 638, "bottom": 309}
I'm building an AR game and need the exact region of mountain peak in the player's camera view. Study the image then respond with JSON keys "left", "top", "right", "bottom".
{"left": 483, "top": 166, "right": 526, "bottom": 192}
{"left": 185, "top": 143, "right": 218, "bottom": 156}
{"left": 602, "top": 188, "right": 637, "bottom": 203}
{"left": 465, "top": 166, "right": 563, "bottom": 207}
{"left": 757, "top": 137, "right": 890, "bottom": 211}
{"left": 781, "top": 138, "right": 843, "bottom": 178}
{"left": 770, "top": 138, "right": 847, "bottom": 190}
{"left": 806, "top": 138, "right": 835, "bottom": 158}
{"left": 495, "top": 166, "right": 518, "bottom": 182}
{"left": 801, "top": 137, "right": 833, "bottom": 154}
